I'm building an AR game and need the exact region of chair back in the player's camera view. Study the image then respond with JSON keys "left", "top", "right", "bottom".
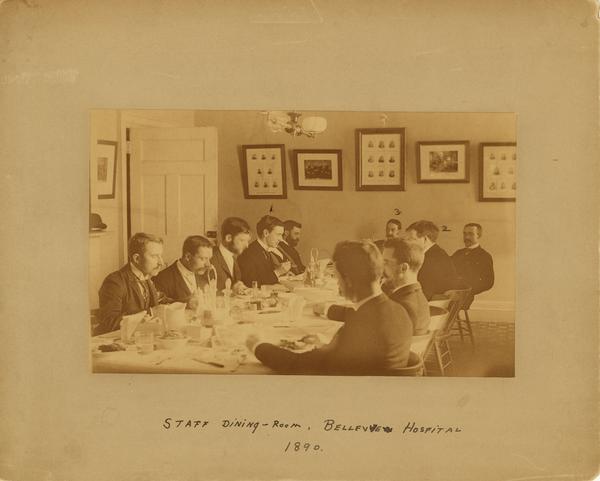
{"left": 429, "top": 306, "right": 449, "bottom": 331}
{"left": 440, "top": 288, "right": 472, "bottom": 334}
{"left": 410, "top": 332, "right": 434, "bottom": 358}
{"left": 390, "top": 351, "right": 424, "bottom": 376}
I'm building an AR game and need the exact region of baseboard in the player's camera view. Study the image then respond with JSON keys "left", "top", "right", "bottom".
{"left": 466, "top": 300, "right": 515, "bottom": 323}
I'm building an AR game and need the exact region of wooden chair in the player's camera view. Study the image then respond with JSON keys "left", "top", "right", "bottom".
{"left": 424, "top": 289, "right": 471, "bottom": 375}
{"left": 391, "top": 351, "right": 424, "bottom": 376}
{"left": 413, "top": 306, "right": 448, "bottom": 376}
{"left": 455, "top": 305, "right": 475, "bottom": 347}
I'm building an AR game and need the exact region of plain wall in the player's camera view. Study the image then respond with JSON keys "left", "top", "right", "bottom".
{"left": 194, "top": 110, "right": 516, "bottom": 308}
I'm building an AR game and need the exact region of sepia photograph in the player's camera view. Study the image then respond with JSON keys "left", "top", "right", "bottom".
{"left": 3, "top": 1, "right": 598, "bottom": 481}
{"left": 89, "top": 110, "right": 515, "bottom": 377}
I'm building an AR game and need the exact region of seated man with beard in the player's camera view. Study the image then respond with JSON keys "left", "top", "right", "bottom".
{"left": 153, "top": 235, "right": 215, "bottom": 310}
{"left": 97, "top": 232, "right": 165, "bottom": 335}
{"left": 246, "top": 240, "right": 413, "bottom": 375}
{"left": 318, "top": 238, "right": 430, "bottom": 335}
{"left": 276, "top": 219, "right": 305, "bottom": 275}
{"left": 211, "top": 217, "right": 251, "bottom": 295}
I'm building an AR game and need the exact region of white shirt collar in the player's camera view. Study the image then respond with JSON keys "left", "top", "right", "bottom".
{"left": 423, "top": 242, "right": 434, "bottom": 253}
{"left": 390, "top": 281, "right": 419, "bottom": 295}
{"left": 176, "top": 259, "right": 196, "bottom": 279}
{"left": 280, "top": 239, "right": 289, "bottom": 246}
{"left": 130, "top": 262, "right": 150, "bottom": 281}
{"left": 354, "top": 286, "right": 383, "bottom": 310}
{"left": 219, "top": 243, "right": 235, "bottom": 261}
{"left": 467, "top": 243, "right": 480, "bottom": 250}
{"left": 258, "top": 238, "right": 279, "bottom": 253}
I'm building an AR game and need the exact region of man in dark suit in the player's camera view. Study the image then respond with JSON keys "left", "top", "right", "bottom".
{"left": 238, "top": 215, "right": 291, "bottom": 287}
{"left": 319, "top": 237, "right": 430, "bottom": 335}
{"left": 153, "top": 235, "right": 215, "bottom": 309}
{"left": 451, "top": 223, "right": 495, "bottom": 308}
{"left": 211, "top": 217, "right": 251, "bottom": 294}
{"left": 406, "top": 220, "right": 459, "bottom": 300}
{"left": 277, "top": 219, "right": 305, "bottom": 275}
{"left": 246, "top": 240, "right": 413, "bottom": 375}
{"left": 97, "top": 232, "right": 165, "bottom": 335}
{"left": 374, "top": 218, "right": 402, "bottom": 252}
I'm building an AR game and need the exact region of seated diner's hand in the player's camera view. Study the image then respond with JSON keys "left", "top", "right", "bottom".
{"left": 312, "top": 302, "right": 326, "bottom": 316}
{"left": 246, "top": 333, "right": 265, "bottom": 354}
{"left": 187, "top": 297, "right": 199, "bottom": 311}
{"left": 232, "top": 281, "right": 248, "bottom": 296}
{"left": 275, "top": 261, "right": 292, "bottom": 276}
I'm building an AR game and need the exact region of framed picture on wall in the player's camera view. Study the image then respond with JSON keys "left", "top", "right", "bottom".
{"left": 96, "top": 140, "right": 118, "bottom": 199}
{"left": 241, "top": 144, "right": 287, "bottom": 199}
{"left": 479, "top": 142, "right": 516, "bottom": 202}
{"left": 416, "top": 141, "right": 470, "bottom": 183}
{"left": 291, "top": 149, "right": 343, "bottom": 190}
{"left": 355, "top": 128, "right": 405, "bottom": 191}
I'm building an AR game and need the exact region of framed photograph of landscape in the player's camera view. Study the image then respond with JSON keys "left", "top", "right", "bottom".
{"left": 96, "top": 140, "right": 117, "bottom": 199}
{"left": 416, "top": 140, "right": 470, "bottom": 183}
{"left": 240, "top": 144, "right": 287, "bottom": 199}
{"left": 479, "top": 142, "right": 517, "bottom": 202}
{"left": 291, "top": 149, "right": 343, "bottom": 190}
{"left": 355, "top": 128, "right": 405, "bottom": 191}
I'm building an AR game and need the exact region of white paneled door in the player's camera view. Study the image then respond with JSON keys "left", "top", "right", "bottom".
{"left": 129, "top": 127, "right": 218, "bottom": 265}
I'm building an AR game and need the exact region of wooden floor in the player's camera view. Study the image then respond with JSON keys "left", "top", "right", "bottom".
{"left": 427, "top": 322, "right": 515, "bottom": 377}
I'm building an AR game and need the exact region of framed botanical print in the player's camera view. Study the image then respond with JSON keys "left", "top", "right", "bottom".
{"left": 291, "top": 149, "right": 343, "bottom": 191}
{"left": 355, "top": 128, "right": 405, "bottom": 191}
{"left": 241, "top": 144, "right": 287, "bottom": 199}
{"left": 479, "top": 142, "right": 516, "bottom": 202}
{"left": 96, "top": 140, "right": 118, "bottom": 199}
{"left": 416, "top": 141, "right": 470, "bottom": 183}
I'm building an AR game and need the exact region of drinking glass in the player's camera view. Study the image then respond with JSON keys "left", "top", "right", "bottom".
{"left": 134, "top": 331, "right": 154, "bottom": 355}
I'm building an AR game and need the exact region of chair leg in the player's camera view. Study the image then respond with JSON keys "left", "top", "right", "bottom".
{"left": 464, "top": 310, "right": 475, "bottom": 347}
{"left": 456, "top": 316, "right": 465, "bottom": 341}
{"left": 434, "top": 341, "right": 445, "bottom": 376}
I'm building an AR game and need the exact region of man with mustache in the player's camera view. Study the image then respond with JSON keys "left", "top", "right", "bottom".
{"left": 277, "top": 219, "right": 306, "bottom": 275}
{"left": 97, "top": 232, "right": 165, "bottom": 335}
{"left": 153, "top": 235, "right": 216, "bottom": 310}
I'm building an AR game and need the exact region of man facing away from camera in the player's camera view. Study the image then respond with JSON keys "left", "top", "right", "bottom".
{"left": 97, "top": 232, "right": 165, "bottom": 335}
{"left": 246, "top": 240, "right": 413, "bottom": 375}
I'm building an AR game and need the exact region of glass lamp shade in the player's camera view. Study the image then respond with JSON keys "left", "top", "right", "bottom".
{"left": 301, "top": 116, "right": 327, "bottom": 134}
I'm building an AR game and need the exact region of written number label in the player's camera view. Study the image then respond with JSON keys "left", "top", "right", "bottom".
{"left": 284, "top": 441, "right": 322, "bottom": 453}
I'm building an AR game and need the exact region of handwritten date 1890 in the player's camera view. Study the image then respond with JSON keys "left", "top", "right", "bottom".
{"left": 284, "top": 441, "right": 322, "bottom": 453}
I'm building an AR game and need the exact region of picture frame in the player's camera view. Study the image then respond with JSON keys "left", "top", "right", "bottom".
{"left": 416, "top": 140, "right": 470, "bottom": 183}
{"left": 479, "top": 142, "right": 517, "bottom": 202}
{"left": 355, "top": 128, "right": 405, "bottom": 191}
{"left": 291, "top": 149, "right": 343, "bottom": 191}
{"left": 240, "top": 144, "right": 287, "bottom": 199}
{"left": 96, "top": 140, "right": 117, "bottom": 199}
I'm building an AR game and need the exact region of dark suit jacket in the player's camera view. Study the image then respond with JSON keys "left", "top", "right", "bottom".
{"left": 97, "top": 264, "right": 160, "bottom": 335}
{"left": 388, "top": 283, "right": 431, "bottom": 335}
{"left": 211, "top": 244, "right": 242, "bottom": 292}
{"left": 418, "top": 243, "right": 459, "bottom": 300}
{"left": 451, "top": 246, "right": 494, "bottom": 307}
{"left": 254, "top": 294, "right": 413, "bottom": 375}
{"left": 237, "top": 240, "right": 278, "bottom": 287}
{"left": 152, "top": 261, "right": 211, "bottom": 304}
{"left": 277, "top": 241, "right": 305, "bottom": 275}
{"left": 329, "top": 283, "right": 430, "bottom": 335}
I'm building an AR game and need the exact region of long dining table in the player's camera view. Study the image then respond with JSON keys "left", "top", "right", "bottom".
{"left": 91, "top": 279, "right": 346, "bottom": 375}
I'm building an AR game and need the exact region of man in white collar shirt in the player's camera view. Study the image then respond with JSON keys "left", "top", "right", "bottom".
{"left": 211, "top": 217, "right": 251, "bottom": 295}
{"left": 97, "top": 232, "right": 164, "bottom": 335}
{"left": 153, "top": 235, "right": 215, "bottom": 310}
{"left": 451, "top": 223, "right": 494, "bottom": 308}
{"left": 405, "top": 220, "right": 459, "bottom": 300}
{"left": 238, "top": 215, "right": 291, "bottom": 287}
{"left": 246, "top": 240, "right": 412, "bottom": 375}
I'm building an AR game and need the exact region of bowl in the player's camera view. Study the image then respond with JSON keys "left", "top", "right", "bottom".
{"left": 156, "top": 336, "right": 190, "bottom": 350}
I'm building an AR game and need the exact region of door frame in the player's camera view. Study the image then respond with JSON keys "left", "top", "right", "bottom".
{"left": 118, "top": 112, "right": 194, "bottom": 265}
